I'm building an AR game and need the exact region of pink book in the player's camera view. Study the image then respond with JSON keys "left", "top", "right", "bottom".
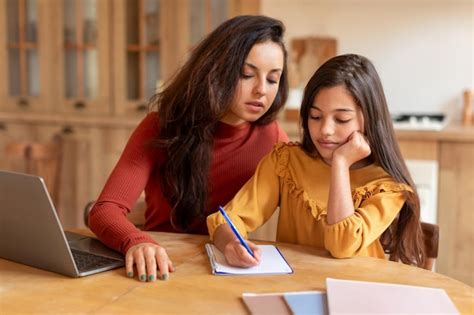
{"left": 242, "top": 293, "right": 291, "bottom": 315}
{"left": 326, "top": 278, "right": 459, "bottom": 314}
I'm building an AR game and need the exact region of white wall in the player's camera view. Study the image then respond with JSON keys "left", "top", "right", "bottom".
{"left": 262, "top": 0, "right": 473, "bottom": 119}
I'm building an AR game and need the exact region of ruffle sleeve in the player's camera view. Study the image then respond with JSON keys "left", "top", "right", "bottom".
{"left": 323, "top": 180, "right": 412, "bottom": 258}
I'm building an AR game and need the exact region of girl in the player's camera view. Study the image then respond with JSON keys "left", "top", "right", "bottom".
{"left": 89, "top": 15, "right": 289, "bottom": 282}
{"left": 208, "top": 54, "right": 425, "bottom": 268}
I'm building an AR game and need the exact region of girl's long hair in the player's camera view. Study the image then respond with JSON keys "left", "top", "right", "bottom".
{"left": 150, "top": 15, "right": 288, "bottom": 232}
{"left": 299, "top": 54, "right": 425, "bottom": 267}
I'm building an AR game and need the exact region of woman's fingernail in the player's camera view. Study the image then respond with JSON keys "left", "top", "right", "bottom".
{"left": 161, "top": 273, "right": 169, "bottom": 281}
{"left": 148, "top": 275, "right": 155, "bottom": 281}
{"left": 127, "top": 272, "right": 133, "bottom": 278}
{"left": 140, "top": 274, "right": 146, "bottom": 282}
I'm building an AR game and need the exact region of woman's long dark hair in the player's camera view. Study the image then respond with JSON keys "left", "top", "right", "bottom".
{"left": 150, "top": 15, "right": 288, "bottom": 232}
{"left": 299, "top": 54, "right": 425, "bottom": 267}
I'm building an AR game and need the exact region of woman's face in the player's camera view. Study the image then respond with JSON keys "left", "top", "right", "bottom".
{"left": 220, "top": 41, "right": 284, "bottom": 126}
{"left": 308, "top": 85, "right": 365, "bottom": 165}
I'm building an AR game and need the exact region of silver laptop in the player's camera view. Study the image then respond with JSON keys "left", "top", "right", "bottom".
{"left": 0, "top": 170, "right": 124, "bottom": 277}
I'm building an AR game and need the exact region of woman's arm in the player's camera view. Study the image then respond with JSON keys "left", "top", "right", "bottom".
{"left": 89, "top": 113, "right": 173, "bottom": 282}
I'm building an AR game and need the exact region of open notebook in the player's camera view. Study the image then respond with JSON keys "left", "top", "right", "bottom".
{"left": 205, "top": 243, "right": 293, "bottom": 275}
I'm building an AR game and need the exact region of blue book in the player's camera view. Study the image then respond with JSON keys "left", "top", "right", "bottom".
{"left": 283, "top": 291, "right": 328, "bottom": 315}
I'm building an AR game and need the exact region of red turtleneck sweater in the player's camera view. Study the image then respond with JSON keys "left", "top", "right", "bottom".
{"left": 89, "top": 113, "right": 288, "bottom": 254}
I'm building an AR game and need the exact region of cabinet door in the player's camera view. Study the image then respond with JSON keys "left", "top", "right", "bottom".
{"left": 112, "top": 0, "right": 256, "bottom": 117}
{"left": 55, "top": 0, "right": 111, "bottom": 115}
{"left": 0, "top": 0, "right": 54, "bottom": 112}
{"left": 437, "top": 142, "right": 474, "bottom": 286}
{"left": 112, "top": 0, "right": 166, "bottom": 117}
{"left": 188, "top": 0, "right": 228, "bottom": 48}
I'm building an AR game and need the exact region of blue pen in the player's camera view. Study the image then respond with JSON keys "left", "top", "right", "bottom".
{"left": 218, "top": 206, "right": 254, "bottom": 257}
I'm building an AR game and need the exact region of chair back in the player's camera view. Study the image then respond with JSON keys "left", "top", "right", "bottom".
{"left": 420, "top": 222, "right": 439, "bottom": 271}
{"left": 462, "top": 88, "right": 472, "bottom": 125}
{"left": 382, "top": 220, "right": 439, "bottom": 271}
{"left": 4, "top": 136, "right": 62, "bottom": 207}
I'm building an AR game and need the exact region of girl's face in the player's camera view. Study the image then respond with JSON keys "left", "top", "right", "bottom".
{"left": 308, "top": 85, "right": 365, "bottom": 165}
{"left": 220, "top": 41, "right": 284, "bottom": 126}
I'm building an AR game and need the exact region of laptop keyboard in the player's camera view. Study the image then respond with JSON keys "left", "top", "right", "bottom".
{"left": 71, "top": 249, "right": 120, "bottom": 272}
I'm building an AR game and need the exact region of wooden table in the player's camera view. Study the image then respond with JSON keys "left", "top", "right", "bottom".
{"left": 0, "top": 232, "right": 472, "bottom": 314}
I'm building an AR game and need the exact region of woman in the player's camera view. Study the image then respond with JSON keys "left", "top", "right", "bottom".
{"left": 89, "top": 15, "right": 289, "bottom": 282}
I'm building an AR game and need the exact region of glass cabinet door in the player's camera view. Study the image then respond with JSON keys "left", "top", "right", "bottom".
{"left": 110, "top": 0, "right": 260, "bottom": 117}
{"left": 0, "top": 0, "right": 52, "bottom": 112}
{"left": 126, "top": 0, "right": 161, "bottom": 103}
{"left": 59, "top": 0, "right": 110, "bottom": 114}
{"left": 188, "top": 0, "right": 227, "bottom": 48}
{"left": 112, "top": 0, "right": 234, "bottom": 117}
{"left": 113, "top": 0, "right": 165, "bottom": 116}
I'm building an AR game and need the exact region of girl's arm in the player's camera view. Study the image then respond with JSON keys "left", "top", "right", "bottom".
{"left": 212, "top": 224, "right": 262, "bottom": 267}
{"left": 325, "top": 131, "right": 409, "bottom": 258}
{"left": 207, "top": 145, "right": 283, "bottom": 267}
{"left": 324, "top": 183, "right": 409, "bottom": 258}
{"left": 327, "top": 131, "right": 371, "bottom": 224}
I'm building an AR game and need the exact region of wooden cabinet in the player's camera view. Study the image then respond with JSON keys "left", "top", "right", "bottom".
{"left": 53, "top": 0, "right": 112, "bottom": 115}
{"left": 112, "top": 0, "right": 258, "bottom": 116}
{"left": 0, "top": 0, "right": 258, "bottom": 116}
{"left": 0, "top": 0, "right": 260, "bottom": 222}
{"left": 0, "top": 0, "right": 111, "bottom": 114}
{"left": 437, "top": 141, "right": 474, "bottom": 286}
{"left": 0, "top": 113, "right": 139, "bottom": 228}
{"left": 0, "top": 0, "right": 55, "bottom": 112}
{"left": 396, "top": 125, "right": 474, "bottom": 286}
{"left": 112, "top": 0, "right": 184, "bottom": 116}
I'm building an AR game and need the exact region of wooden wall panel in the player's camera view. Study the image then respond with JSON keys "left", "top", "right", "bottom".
{"left": 397, "top": 140, "right": 439, "bottom": 161}
{"left": 437, "top": 142, "right": 474, "bottom": 285}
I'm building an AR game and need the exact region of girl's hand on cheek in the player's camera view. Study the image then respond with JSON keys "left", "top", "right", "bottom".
{"left": 334, "top": 131, "right": 371, "bottom": 166}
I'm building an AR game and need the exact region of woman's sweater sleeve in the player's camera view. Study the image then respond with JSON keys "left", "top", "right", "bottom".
{"left": 89, "top": 113, "right": 159, "bottom": 254}
{"left": 207, "top": 146, "right": 282, "bottom": 240}
{"left": 323, "top": 181, "right": 410, "bottom": 258}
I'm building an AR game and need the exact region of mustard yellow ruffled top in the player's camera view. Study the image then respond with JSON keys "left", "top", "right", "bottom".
{"left": 207, "top": 143, "right": 412, "bottom": 259}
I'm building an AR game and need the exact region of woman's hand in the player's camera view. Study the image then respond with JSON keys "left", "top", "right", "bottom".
{"left": 223, "top": 239, "right": 262, "bottom": 267}
{"left": 125, "top": 242, "right": 174, "bottom": 282}
{"left": 333, "top": 131, "right": 371, "bottom": 167}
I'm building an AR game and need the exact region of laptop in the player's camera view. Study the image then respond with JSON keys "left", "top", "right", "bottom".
{"left": 0, "top": 170, "right": 124, "bottom": 277}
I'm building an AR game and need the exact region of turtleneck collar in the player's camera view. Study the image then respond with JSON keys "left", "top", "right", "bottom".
{"left": 215, "top": 121, "right": 252, "bottom": 140}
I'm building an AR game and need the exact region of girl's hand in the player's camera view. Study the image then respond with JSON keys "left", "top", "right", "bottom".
{"left": 223, "top": 239, "right": 262, "bottom": 267}
{"left": 125, "top": 243, "right": 174, "bottom": 282}
{"left": 333, "top": 131, "right": 371, "bottom": 166}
